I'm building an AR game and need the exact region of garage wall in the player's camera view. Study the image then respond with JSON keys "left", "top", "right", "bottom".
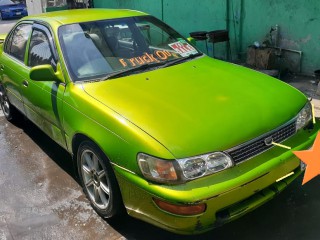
{"left": 93, "top": 0, "right": 320, "bottom": 75}
{"left": 94, "top": 0, "right": 226, "bottom": 34}
{"left": 26, "top": 0, "right": 44, "bottom": 15}
{"left": 240, "top": 0, "right": 320, "bottom": 75}
{"left": 93, "top": 0, "right": 228, "bottom": 59}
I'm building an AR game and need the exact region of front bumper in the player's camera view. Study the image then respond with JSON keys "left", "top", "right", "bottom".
{"left": 114, "top": 121, "right": 320, "bottom": 234}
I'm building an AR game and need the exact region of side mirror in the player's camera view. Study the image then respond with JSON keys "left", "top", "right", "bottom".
{"left": 29, "top": 64, "right": 60, "bottom": 82}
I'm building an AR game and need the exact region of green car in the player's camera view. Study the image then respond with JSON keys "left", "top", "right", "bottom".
{"left": 0, "top": 9, "right": 318, "bottom": 235}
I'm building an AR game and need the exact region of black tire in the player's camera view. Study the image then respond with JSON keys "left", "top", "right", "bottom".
{"left": 77, "top": 140, "right": 125, "bottom": 218}
{"left": 0, "top": 85, "right": 17, "bottom": 121}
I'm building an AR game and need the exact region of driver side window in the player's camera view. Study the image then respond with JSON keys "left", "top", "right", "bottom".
{"left": 28, "top": 29, "right": 56, "bottom": 69}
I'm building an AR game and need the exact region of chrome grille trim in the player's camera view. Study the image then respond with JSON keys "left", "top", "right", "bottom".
{"left": 225, "top": 118, "right": 297, "bottom": 164}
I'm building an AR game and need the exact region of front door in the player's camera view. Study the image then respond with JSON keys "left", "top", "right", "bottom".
{"left": 22, "top": 24, "right": 67, "bottom": 148}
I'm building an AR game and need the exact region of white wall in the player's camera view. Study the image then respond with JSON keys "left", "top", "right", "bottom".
{"left": 26, "top": 0, "right": 44, "bottom": 15}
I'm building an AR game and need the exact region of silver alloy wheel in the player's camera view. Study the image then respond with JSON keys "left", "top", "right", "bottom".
{"left": 80, "top": 149, "right": 110, "bottom": 210}
{"left": 0, "top": 90, "right": 10, "bottom": 118}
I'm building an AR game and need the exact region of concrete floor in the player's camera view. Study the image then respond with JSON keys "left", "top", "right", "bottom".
{"left": 0, "top": 117, "right": 125, "bottom": 239}
{"left": 1, "top": 19, "right": 320, "bottom": 239}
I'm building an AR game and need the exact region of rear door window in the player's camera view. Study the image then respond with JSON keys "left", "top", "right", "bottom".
{"left": 5, "top": 24, "right": 32, "bottom": 62}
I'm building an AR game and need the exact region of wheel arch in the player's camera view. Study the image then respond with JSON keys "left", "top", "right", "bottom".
{"left": 72, "top": 133, "right": 103, "bottom": 160}
{"left": 71, "top": 132, "right": 116, "bottom": 169}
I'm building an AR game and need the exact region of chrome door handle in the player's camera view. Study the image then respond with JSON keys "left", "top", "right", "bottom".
{"left": 22, "top": 80, "right": 29, "bottom": 87}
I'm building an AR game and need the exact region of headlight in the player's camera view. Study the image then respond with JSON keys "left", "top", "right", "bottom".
{"left": 296, "top": 102, "right": 312, "bottom": 130}
{"left": 178, "top": 157, "right": 206, "bottom": 179}
{"left": 177, "top": 152, "right": 233, "bottom": 179}
{"left": 137, "top": 152, "right": 233, "bottom": 184}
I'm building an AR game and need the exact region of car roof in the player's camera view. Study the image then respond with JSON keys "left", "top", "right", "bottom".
{"left": 22, "top": 9, "right": 148, "bottom": 26}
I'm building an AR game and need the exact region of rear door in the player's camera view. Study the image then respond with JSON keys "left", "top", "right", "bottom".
{"left": 0, "top": 22, "right": 32, "bottom": 114}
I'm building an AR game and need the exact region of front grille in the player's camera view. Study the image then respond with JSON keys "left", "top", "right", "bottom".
{"left": 227, "top": 121, "right": 296, "bottom": 164}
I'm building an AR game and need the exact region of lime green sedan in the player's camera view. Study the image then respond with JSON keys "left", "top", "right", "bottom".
{"left": 0, "top": 9, "right": 318, "bottom": 234}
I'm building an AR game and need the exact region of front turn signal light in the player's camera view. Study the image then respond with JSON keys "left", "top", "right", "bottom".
{"left": 153, "top": 198, "right": 206, "bottom": 216}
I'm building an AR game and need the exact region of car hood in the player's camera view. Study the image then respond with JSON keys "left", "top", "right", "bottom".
{"left": 82, "top": 56, "right": 307, "bottom": 158}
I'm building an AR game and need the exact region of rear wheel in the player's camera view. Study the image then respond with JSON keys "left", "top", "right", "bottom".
{"left": 77, "top": 140, "right": 125, "bottom": 218}
{"left": 0, "top": 85, "right": 16, "bottom": 121}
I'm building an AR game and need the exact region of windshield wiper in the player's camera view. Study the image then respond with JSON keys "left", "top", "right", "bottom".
{"left": 163, "top": 52, "right": 203, "bottom": 67}
{"left": 100, "top": 61, "right": 167, "bottom": 81}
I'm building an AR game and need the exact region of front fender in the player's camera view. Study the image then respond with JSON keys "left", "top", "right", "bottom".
{"left": 62, "top": 82, "right": 174, "bottom": 174}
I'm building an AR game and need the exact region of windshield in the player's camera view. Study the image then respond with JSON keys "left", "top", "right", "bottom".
{"left": 58, "top": 16, "right": 200, "bottom": 82}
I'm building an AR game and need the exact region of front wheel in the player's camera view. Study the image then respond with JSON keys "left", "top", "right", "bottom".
{"left": 77, "top": 140, "right": 125, "bottom": 218}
